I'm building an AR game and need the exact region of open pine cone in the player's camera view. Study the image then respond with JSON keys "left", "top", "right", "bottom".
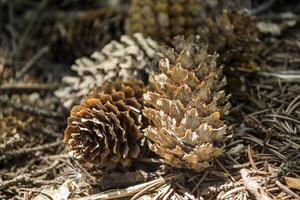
{"left": 64, "top": 80, "right": 147, "bottom": 169}
{"left": 55, "top": 33, "right": 158, "bottom": 109}
{"left": 143, "top": 38, "right": 231, "bottom": 171}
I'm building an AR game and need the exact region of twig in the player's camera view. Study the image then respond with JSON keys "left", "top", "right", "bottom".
{"left": 218, "top": 186, "right": 247, "bottom": 200}
{"left": 250, "top": 0, "right": 276, "bottom": 15}
{"left": 42, "top": 154, "right": 70, "bottom": 160}
{"left": 247, "top": 145, "right": 258, "bottom": 170}
{"left": 240, "top": 169, "right": 272, "bottom": 200}
{"left": 191, "top": 171, "right": 208, "bottom": 193}
{"left": 265, "top": 114, "right": 300, "bottom": 126}
{"left": 13, "top": 0, "right": 49, "bottom": 59}
{"left": 215, "top": 158, "right": 236, "bottom": 182}
{"left": 28, "top": 124, "right": 63, "bottom": 138}
{"left": 101, "top": 170, "right": 158, "bottom": 190}
{"left": 258, "top": 14, "right": 300, "bottom": 22}
{"left": 0, "top": 83, "right": 58, "bottom": 92}
{"left": 75, "top": 173, "right": 183, "bottom": 200}
{"left": 0, "top": 140, "right": 63, "bottom": 162}
{"left": 32, "top": 160, "right": 60, "bottom": 177}
{"left": 16, "top": 46, "right": 50, "bottom": 80}
{"left": 241, "top": 134, "right": 287, "bottom": 161}
{"left": 0, "top": 98, "right": 63, "bottom": 119}
{"left": 7, "top": 1, "right": 17, "bottom": 53}
{"left": 131, "top": 180, "right": 165, "bottom": 200}
{"left": 138, "top": 157, "right": 164, "bottom": 164}
{"left": 258, "top": 71, "right": 300, "bottom": 82}
{"left": 0, "top": 174, "right": 31, "bottom": 191}
{"left": 275, "top": 180, "right": 300, "bottom": 199}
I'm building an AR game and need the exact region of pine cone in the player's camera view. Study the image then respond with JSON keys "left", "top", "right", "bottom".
{"left": 64, "top": 80, "right": 147, "bottom": 169}
{"left": 125, "top": 0, "right": 259, "bottom": 69}
{"left": 125, "top": 0, "right": 207, "bottom": 42}
{"left": 55, "top": 33, "right": 158, "bottom": 109}
{"left": 66, "top": 8, "right": 124, "bottom": 58}
{"left": 44, "top": 7, "right": 124, "bottom": 63}
{"left": 198, "top": 10, "right": 259, "bottom": 68}
{"left": 143, "top": 38, "right": 231, "bottom": 171}
{"left": 125, "top": 1, "right": 253, "bottom": 43}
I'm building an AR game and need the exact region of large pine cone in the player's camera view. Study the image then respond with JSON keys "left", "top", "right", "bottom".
{"left": 143, "top": 38, "right": 231, "bottom": 171}
{"left": 55, "top": 33, "right": 158, "bottom": 109}
{"left": 64, "top": 80, "right": 146, "bottom": 169}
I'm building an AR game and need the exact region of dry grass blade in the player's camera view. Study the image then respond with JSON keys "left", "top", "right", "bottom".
{"left": 275, "top": 180, "right": 300, "bottom": 199}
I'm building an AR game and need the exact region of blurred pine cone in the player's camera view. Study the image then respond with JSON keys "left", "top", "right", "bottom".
{"left": 66, "top": 8, "right": 124, "bottom": 57}
{"left": 64, "top": 80, "right": 147, "bottom": 169}
{"left": 143, "top": 38, "right": 231, "bottom": 171}
{"left": 55, "top": 33, "right": 158, "bottom": 109}
{"left": 198, "top": 10, "right": 259, "bottom": 69}
{"left": 45, "top": 7, "right": 124, "bottom": 63}
{"left": 125, "top": 0, "right": 259, "bottom": 69}
{"left": 125, "top": 0, "right": 207, "bottom": 41}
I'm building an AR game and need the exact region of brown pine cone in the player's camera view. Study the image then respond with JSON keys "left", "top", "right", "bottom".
{"left": 55, "top": 33, "right": 158, "bottom": 109}
{"left": 125, "top": 0, "right": 207, "bottom": 42}
{"left": 46, "top": 7, "right": 124, "bottom": 61}
{"left": 198, "top": 10, "right": 259, "bottom": 68}
{"left": 143, "top": 38, "right": 231, "bottom": 171}
{"left": 66, "top": 8, "right": 124, "bottom": 57}
{"left": 125, "top": 0, "right": 259, "bottom": 69}
{"left": 64, "top": 80, "right": 147, "bottom": 169}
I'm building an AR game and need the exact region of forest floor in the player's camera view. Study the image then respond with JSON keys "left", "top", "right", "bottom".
{"left": 0, "top": 1, "right": 299, "bottom": 199}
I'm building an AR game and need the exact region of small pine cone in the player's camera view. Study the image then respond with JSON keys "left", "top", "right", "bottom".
{"left": 198, "top": 10, "right": 259, "bottom": 68}
{"left": 125, "top": 0, "right": 207, "bottom": 42}
{"left": 55, "top": 33, "right": 158, "bottom": 109}
{"left": 64, "top": 80, "right": 146, "bottom": 169}
{"left": 143, "top": 38, "right": 231, "bottom": 171}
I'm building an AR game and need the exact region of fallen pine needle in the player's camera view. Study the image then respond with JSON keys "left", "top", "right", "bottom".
{"left": 74, "top": 173, "right": 183, "bottom": 200}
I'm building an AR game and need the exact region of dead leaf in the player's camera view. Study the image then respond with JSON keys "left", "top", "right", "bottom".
{"left": 285, "top": 177, "right": 300, "bottom": 190}
{"left": 34, "top": 179, "right": 75, "bottom": 200}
